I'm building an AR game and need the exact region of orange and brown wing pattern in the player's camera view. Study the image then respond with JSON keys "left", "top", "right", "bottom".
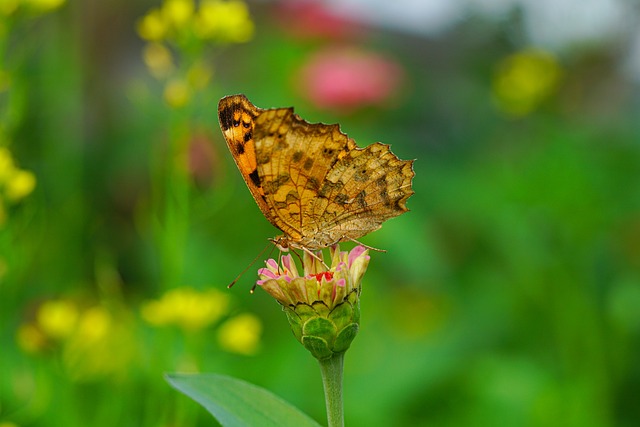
{"left": 218, "top": 94, "right": 414, "bottom": 250}
{"left": 218, "top": 95, "right": 271, "bottom": 218}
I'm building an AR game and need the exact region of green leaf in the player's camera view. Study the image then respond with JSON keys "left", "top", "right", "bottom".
{"left": 165, "top": 373, "right": 322, "bottom": 427}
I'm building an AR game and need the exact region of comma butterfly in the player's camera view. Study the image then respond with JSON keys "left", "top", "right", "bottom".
{"left": 218, "top": 94, "right": 414, "bottom": 252}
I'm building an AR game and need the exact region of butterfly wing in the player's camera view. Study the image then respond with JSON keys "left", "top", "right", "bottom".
{"left": 218, "top": 94, "right": 414, "bottom": 250}
{"left": 218, "top": 95, "right": 274, "bottom": 225}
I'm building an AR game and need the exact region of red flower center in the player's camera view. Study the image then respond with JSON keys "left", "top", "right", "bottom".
{"left": 310, "top": 271, "right": 333, "bottom": 282}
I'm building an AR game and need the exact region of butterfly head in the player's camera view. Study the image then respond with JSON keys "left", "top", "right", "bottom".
{"left": 269, "top": 235, "right": 291, "bottom": 252}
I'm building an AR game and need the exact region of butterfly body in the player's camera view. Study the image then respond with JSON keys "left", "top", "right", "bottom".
{"left": 218, "top": 94, "right": 414, "bottom": 251}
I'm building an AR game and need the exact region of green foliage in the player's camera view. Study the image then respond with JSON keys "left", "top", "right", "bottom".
{"left": 166, "top": 373, "right": 321, "bottom": 427}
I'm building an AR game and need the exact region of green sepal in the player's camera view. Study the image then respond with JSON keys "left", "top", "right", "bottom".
{"left": 302, "top": 335, "right": 333, "bottom": 360}
{"left": 311, "top": 301, "right": 330, "bottom": 318}
{"left": 303, "top": 317, "right": 336, "bottom": 344}
{"left": 293, "top": 304, "right": 316, "bottom": 317}
{"left": 328, "top": 300, "right": 353, "bottom": 331}
{"left": 333, "top": 323, "right": 359, "bottom": 353}
{"left": 284, "top": 307, "right": 303, "bottom": 341}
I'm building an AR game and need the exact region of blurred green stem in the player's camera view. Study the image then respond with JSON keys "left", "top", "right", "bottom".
{"left": 319, "top": 353, "right": 344, "bottom": 427}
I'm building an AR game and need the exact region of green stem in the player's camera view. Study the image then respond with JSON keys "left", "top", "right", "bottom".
{"left": 318, "top": 353, "right": 345, "bottom": 427}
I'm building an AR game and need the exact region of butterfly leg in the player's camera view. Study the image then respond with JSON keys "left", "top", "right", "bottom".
{"left": 346, "top": 237, "right": 387, "bottom": 253}
{"left": 300, "top": 246, "right": 330, "bottom": 269}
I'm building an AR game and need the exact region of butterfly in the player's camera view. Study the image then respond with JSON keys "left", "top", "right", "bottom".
{"left": 218, "top": 94, "right": 414, "bottom": 253}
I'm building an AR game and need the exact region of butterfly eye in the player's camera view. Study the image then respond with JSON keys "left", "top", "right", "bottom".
{"left": 242, "top": 121, "right": 251, "bottom": 129}
{"left": 232, "top": 119, "right": 241, "bottom": 127}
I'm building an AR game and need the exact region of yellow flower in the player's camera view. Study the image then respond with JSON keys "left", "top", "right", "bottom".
{"left": 493, "top": 48, "right": 561, "bottom": 117}
{"left": 163, "top": 78, "right": 190, "bottom": 108}
{"left": 195, "top": 0, "right": 254, "bottom": 43}
{"left": 143, "top": 42, "right": 175, "bottom": 79}
{"left": 0, "top": 0, "right": 19, "bottom": 17}
{"left": 76, "top": 306, "right": 111, "bottom": 343}
{"left": 187, "top": 60, "right": 213, "bottom": 89}
{"left": 63, "top": 305, "right": 136, "bottom": 381}
{"left": 217, "top": 313, "right": 262, "bottom": 355}
{"left": 0, "top": 147, "right": 15, "bottom": 182}
{"left": 5, "top": 169, "right": 36, "bottom": 201}
{"left": 162, "top": 0, "right": 194, "bottom": 29}
{"left": 141, "top": 287, "right": 229, "bottom": 331}
{"left": 137, "top": 8, "right": 169, "bottom": 41}
{"left": 37, "top": 299, "right": 79, "bottom": 340}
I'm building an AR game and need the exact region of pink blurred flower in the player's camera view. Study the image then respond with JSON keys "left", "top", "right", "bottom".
{"left": 297, "top": 47, "right": 404, "bottom": 111}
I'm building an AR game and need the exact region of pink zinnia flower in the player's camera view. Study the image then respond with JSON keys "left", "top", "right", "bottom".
{"left": 257, "top": 245, "right": 370, "bottom": 360}
{"left": 297, "top": 47, "right": 404, "bottom": 111}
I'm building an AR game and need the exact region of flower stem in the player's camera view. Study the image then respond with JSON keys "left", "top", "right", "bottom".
{"left": 319, "top": 353, "right": 345, "bottom": 427}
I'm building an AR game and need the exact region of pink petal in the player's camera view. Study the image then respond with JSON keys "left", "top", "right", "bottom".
{"left": 348, "top": 246, "right": 367, "bottom": 267}
{"left": 266, "top": 259, "right": 279, "bottom": 270}
{"left": 258, "top": 268, "right": 278, "bottom": 279}
{"left": 282, "top": 255, "right": 294, "bottom": 275}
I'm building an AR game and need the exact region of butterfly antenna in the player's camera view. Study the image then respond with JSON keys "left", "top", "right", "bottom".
{"left": 300, "top": 246, "right": 329, "bottom": 269}
{"left": 227, "top": 243, "right": 272, "bottom": 289}
{"left": 348, "top": 238, "right": 386, "bottom": 253}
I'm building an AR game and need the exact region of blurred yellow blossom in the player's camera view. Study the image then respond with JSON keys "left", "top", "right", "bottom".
{"left": 63, "top": 305, "right": 136, "bottom": 381}
{"left": 36, "top": 299, "right": 79, "bottom": 340}
{"left": 162, "top": 0, "right": 194, "bottom": 29}
{"left": 163, "top": 78, "right": 190, "bottom": 108}
{"left": 187, "top": 60, "right": 213, "bottom": 89}
{"left": 76, "top": 306, "right": 111, "bottom": 342}
{"left": 142, "top": 287, "right": 229, "bottom": 331}
{"left": 143, "top": 42, "right": 175, "bottom": 79}
{"left": 0, "top": 147, "right": 36, "bottom": 202}
{"left": 195, "top": 0, "right": 254, "bottom": 42}
{"left": 138, "top": 0, "right": 253, "bottom": 44}
{"left": 493, "top": 48, "right": 561, "bottom": 117}
{"left": 0, "top": 0, "right": 19, "bottom": 16}
{"left": 0, "top": 147, "right": 14, "bottom": 181}
{"left": 217, "top": 313, "right": 262, "bottom": 355}
{"left": 0, "top": 422, "right": 19, "bottom": 427}
{"left": 5, "top": 169, "right": 36, "bottom": 201}
{"left": 137, "top": 8, "right": 168, "bottom": 41}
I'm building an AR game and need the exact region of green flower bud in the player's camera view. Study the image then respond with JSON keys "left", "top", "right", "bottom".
{"left": 257, "top": 245, "right": 369, "bottom": 360}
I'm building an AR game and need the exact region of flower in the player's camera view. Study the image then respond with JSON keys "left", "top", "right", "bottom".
{"left": 5, "top": 169, "right": 36, "bottom": 201}
{"left": 195, "top": 0, "right": 254, "bottom": 43}
{"left": 0, "top": 147, "right": 37, "bottom": 203}
{"left": 143, "top": 42, "right": 175, "bottom": 79}
{"left": 137, "top": 8, "right": 169, "bottom": 41}
{"left": 141, "top": 287, "right": 229, "bottom": 331}
{"left": 492, "top": 48, "right": 562, "bottom": 117}
{"left": 296, "top": 47, "right": 404, "bottom": 112}
{"left": 163, "top": 77, "right": 190, "bottom": 108}
{"left": 217, "top": 313, "right": 262, "bottom": 355}
{"left": 138, "top": 0, "right": 254, "bottom": 44}
{"left": 257, "top": 245, "right": 370, "bottom": 360}
{"left": 36, "top": 299, "right": 79, "bottom": 340}
{"left": 162, "top": 0, "right": 194, "bottom": 29}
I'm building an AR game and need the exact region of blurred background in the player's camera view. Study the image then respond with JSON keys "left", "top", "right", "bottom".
{"left": 1, "top": 0, "right": 640, "bottom": 426}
